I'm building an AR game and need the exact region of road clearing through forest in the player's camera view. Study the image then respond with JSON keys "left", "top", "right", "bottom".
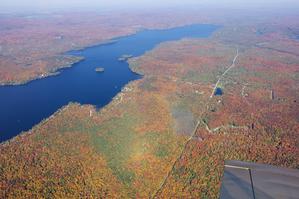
{"left": 210, "top": 49, "right": 239, "bottom": 98}
{"left": 151, "top": 48, "right": 239, "bottom": 198}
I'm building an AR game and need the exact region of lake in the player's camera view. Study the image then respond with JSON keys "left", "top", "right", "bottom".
{"left": 0, "top": 24, "right": 218, "bottom": 142}
{"left": 214, "top": 87, "right": 223, "bottom": 96}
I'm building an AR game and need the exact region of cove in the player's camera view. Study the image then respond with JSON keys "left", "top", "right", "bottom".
{"left": 0, "top": 24, "right": 218, "bottom": 142}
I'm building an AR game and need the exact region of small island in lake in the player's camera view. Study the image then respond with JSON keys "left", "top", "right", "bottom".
{"left": 118, "top": 54, "right": 133, "bottom": 61}
{"left": 95, "top": 67, "right": 104, "bottom": 72}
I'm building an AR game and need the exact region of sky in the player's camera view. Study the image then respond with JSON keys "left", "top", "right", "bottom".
{"left": 1, "top": 0, "right": 299, "bottom": 13}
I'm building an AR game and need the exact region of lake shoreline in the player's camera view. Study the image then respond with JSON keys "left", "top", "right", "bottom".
{"left": 0, "top": 24, "right": 218, "bottom": 142}
{"left": 0, "top": 24, "right": 219, "bottom": 86}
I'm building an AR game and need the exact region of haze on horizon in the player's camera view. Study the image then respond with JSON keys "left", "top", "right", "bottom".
{"left": 1, "top": 0, "right": 299, "bottom": 13}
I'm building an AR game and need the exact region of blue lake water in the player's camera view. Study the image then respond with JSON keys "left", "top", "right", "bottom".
{"left": 214, "top": 87, "right": 223, "bottom": 96}
{"left": 0, "top": 24, "right": 218, "bottom": 142}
